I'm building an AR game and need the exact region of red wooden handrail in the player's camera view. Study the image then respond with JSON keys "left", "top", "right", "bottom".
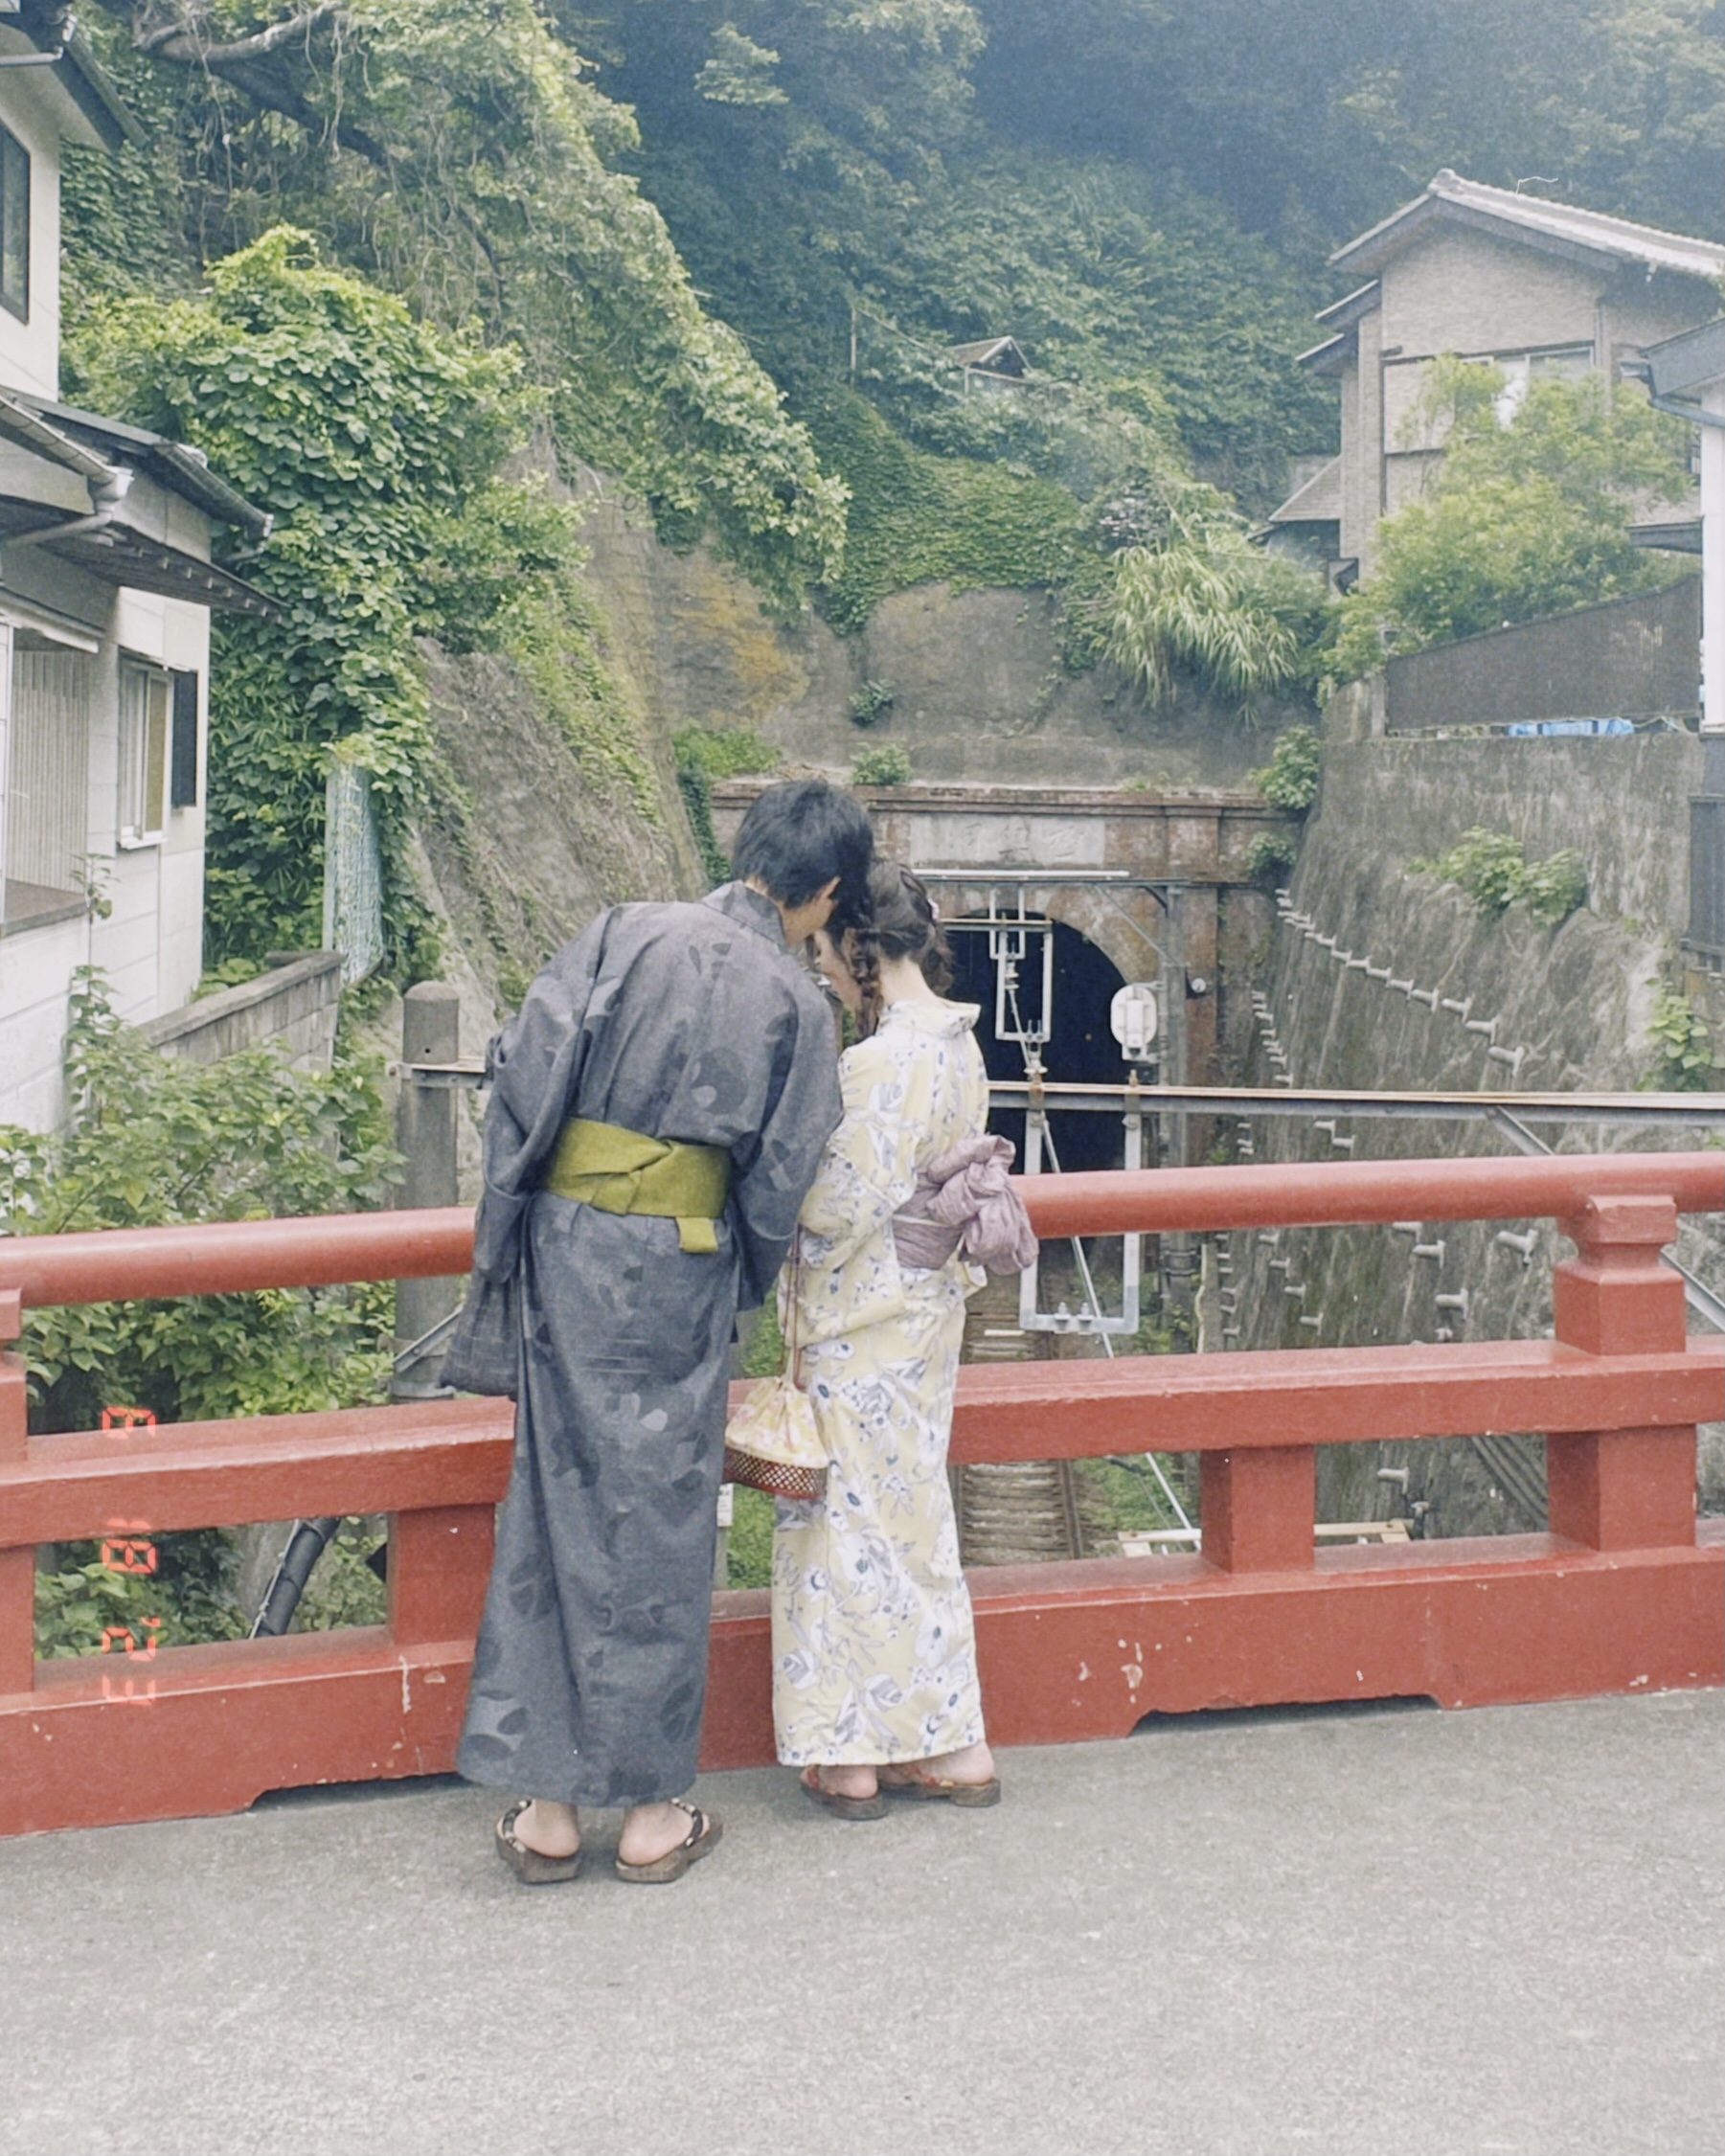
{"left": 2, "top": 1152, "right": 1717, "bottom": 1310}
{"left": 1, "top": 1150, "right": 1719, "bottom": 1838}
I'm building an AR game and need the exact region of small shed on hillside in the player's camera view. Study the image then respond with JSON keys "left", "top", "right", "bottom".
{"left": 945, "top": 336, "right": 1032, "bottom": 394}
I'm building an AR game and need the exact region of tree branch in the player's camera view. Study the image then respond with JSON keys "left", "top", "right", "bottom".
{"left": 137, "top": 3, "right": 341, "bottom": 67}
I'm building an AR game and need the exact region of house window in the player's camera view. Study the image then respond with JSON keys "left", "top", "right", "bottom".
{"left": 0, "top": 122, "right": 28, "bottom": 322}
{"left": 3, "top": 641, "right": 92, "bottom": 928}
{"left": 119, "top": 662, "right": 170, "bottom": 846}
{"left": 1491, "top": 343, "right": 1593, "bottom": 424}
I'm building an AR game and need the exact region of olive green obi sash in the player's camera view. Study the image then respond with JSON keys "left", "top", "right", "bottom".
{"left": 541, "top": 1117, "right": 731, "bottom": 1254}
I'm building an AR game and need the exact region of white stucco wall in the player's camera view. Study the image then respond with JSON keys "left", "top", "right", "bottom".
{"left": 0, "top": 63, "right": 63, "bottom": 400}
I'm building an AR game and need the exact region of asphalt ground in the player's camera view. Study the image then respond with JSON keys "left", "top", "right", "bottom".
{"left": 2, "top": 1690, "right": 1719, "bottom": 2156}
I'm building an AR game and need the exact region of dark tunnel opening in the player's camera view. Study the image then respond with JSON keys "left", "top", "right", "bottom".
{"left": 947, "top": 918, "right": 1130, "bottom": 1174}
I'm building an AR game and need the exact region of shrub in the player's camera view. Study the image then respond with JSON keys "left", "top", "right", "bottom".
{"left": 1413, "top": 828, "right": 1588, "bottom": 925}
{"left": 849, "top": 680, "right": 897, "bottom": 727}
{"left": 851, "top": 742, "right": 914, "bottom": 786}
{"left": 1247, "top": 830, "right": 1300, "bottom": 882}
{"left": 1646, "top": 989, "right": 1715, "bottom": 1092}
{"left": 1250, "top": 725, "right": 1322, "bottom": 812}
{"left": 4, "top": 974, "right": 398, "bottom": 1654}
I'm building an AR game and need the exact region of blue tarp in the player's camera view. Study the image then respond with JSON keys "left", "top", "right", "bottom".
{"left": 1502, "top": 717, "right": 1637, "bottom": 737}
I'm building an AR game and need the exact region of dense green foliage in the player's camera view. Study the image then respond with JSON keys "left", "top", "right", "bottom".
{"left": 1102, "top": 519, "right": 1328, "bottom": 714}
{"left": 1251, "top": 727, "right": 1324, "bottom": 813}
{"left": 70, "top": 229, "right": 582, "bottom": 967}
{"left": 79, "top": 0, "right": 845, "bottom": 611}
{"left": 3, "top": 976, "right": 399, "bottom": 1656}
{"left": 1332, "top": 366, "right": 1695, "bottom": 678}
{"left": 1413, "top": 828, "right": 1589, "bottom": 924}
{"left": 973, "top": 0, "right": 1724, "bottom": 248}
{"left": 0, "top": 974, "right": 398, "bottom": 1434}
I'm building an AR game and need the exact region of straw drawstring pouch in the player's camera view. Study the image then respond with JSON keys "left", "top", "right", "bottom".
{"left": 721, "top": 1245, "right": 828, "bottom": 1501}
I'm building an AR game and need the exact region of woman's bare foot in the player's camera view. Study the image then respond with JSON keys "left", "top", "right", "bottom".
{"left": 511, "top": 1798, "right": 580, "bottom": 1858}
{"left": 618, "top": 1798, "right": 702, "bottom": 1868}
{"left": 880, "top": 1738, "right": 995, "bottom": 1788}
{"left": 806, "top": 1762, "right": 879, "bottom": 1801}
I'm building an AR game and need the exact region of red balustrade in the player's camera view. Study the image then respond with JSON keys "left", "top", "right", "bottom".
{"left": 0, "top": 1153, "right": 1718, "bottom": 1836}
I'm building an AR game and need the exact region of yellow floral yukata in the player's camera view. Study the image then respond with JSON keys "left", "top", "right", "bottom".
{"left": 771, "top": 998, "right": 990, "bottom": 1767}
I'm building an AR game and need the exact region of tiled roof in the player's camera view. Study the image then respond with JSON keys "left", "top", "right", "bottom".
{"left": 1333, "top": 170, "right": 1725, "bottom": 283}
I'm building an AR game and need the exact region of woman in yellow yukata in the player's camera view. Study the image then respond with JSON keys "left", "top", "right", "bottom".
{"left": 771, "top": 863, "right": 1037, "bottom": 1820}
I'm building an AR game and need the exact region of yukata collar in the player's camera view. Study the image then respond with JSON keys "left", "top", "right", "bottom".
{"left": 704, "top": 879, "right": 787, "bottom": 948}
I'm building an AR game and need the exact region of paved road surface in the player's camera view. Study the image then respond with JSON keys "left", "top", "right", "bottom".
{"left": 3, "top": 1691, "right": 1719, "bottom": 2156}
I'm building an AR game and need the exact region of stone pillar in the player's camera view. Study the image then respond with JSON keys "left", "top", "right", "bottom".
{"left": 393, "top": 983, "right": 464, "bottom": 1399}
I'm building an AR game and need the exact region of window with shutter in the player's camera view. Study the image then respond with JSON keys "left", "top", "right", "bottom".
{"left": 170, "top": 670, "right": 199, "bottom": 809}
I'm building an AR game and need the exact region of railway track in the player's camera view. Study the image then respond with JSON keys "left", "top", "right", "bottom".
{"left": 955, "top": 1277, "right": 1090, "bottom": 1565}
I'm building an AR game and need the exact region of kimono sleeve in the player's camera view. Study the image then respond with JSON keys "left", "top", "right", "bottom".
{"left": 730, "top": 983, "right": 844, "bottom": 1312}
{"left": 795, "top": 1033, "right": 921, "bottom": 1274}
{"left": 441, "top": 912, "right": 610, "bottom": 1395}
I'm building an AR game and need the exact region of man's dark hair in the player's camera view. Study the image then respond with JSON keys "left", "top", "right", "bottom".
{"left": 730, "top": 778, "right": 874, "bottom": 930}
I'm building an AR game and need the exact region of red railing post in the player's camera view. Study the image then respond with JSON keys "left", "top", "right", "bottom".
{"left": 1548, "top": 1195, "right": 1695, "bottom": 1552}
{"left": 0, "top": 1290, "right": 33, "bottom": 1695}
{"left": 1199, "top": 1447, "right": 1315, "bottom": 1573}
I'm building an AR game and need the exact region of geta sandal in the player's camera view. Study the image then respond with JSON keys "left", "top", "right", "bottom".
{"left": 614, "top": 1799, "right": 723, "bottom": 1884}
{"left": 495, "top": 1799, "right": 584, "bottom": 1884}
{"left": 878, "top": 1767, "right": 1001, "bottom": 1808}
{"left": 799, "top": 1765, "right": 887, "bottom": 1821}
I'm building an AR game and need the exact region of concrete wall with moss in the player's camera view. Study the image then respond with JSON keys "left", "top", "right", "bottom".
{"left": 1207, "top": 728, "right": 1722, "bottom": 1534}
{"left": 574, "top": 477, "right": 1308, "bottom": 790}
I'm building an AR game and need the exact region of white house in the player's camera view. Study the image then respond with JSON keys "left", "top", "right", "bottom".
{"left": 0, "top": 2, "right": 271, "bottom": 1131}
{"left": 1270, "top": 170, "right": 1725, "bottom": 583}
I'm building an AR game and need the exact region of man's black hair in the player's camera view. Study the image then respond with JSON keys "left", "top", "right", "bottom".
{"left": 730, "top": 778, "right": 874, "bottom": 931}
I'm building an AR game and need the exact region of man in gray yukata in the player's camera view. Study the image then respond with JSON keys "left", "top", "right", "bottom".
{"left": 443, "top": 779, "right": 871, "bottom": 1883}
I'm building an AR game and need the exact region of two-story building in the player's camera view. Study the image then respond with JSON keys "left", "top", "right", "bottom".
{"left": 1269, "top": 170, "right": 1725, "bottom": 584}
{"left": 0, "top": 1, "right": 271, "bottom": 1130}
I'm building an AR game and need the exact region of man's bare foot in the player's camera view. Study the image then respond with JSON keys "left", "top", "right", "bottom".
{"left": 511, "top": 1798, "right": 581, "bottom": 1858}
{"left": 618, "top": 1798, "right": 702, "bottom": 1868}
{"left": 880, "top": 1738, "right": 995, "bottom": 1788}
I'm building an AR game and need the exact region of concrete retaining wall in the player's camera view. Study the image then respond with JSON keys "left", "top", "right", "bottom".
{"left": 1217, "top": 729, "right": 1723, "bottom": 1532}
{"left": 142, "top": 952, "right": 343, "bottom": 1072}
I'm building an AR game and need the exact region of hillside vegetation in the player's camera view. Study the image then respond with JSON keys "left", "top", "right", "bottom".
{"left": 62, "top": 1, "right": 1724, "bottom": 968}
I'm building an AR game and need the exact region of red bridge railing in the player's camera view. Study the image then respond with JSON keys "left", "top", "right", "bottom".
{"left": 1, "top": 1152, "right": 1719, "bottom": 1836}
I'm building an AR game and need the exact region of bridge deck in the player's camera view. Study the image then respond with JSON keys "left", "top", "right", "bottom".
{"left": 4, "top": 1691, "right": 1718, "bottom": 2156}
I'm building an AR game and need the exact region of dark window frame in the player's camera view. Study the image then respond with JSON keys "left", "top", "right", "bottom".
{"left": 0, "top": 121, "right": 29, "bottom": 323}
{"left": 170, "top": 669, "right": 199, "bottom": 809}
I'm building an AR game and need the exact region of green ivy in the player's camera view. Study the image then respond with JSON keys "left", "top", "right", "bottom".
{"left": 67, "top": 228, "right": 584, "bottom": 971}
{"left": 806, "top": 388, "right": 1089, "bottom": 634}
{"left": 672, "top": 727, "right": 783, "bottom": 885}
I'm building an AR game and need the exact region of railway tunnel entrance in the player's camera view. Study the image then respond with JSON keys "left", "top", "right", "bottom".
{"left": 947, "top": 917, "right": 1127, "bottom": 1173}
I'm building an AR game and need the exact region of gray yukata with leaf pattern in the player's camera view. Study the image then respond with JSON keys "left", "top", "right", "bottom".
{"left": 446, "top": 883, "right": 841, "bottom": 1807}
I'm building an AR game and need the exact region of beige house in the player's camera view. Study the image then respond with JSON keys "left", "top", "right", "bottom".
{"left": 1270, "top": 170, "right": 1725, "bottom": 583}
{"left": 0, "top": 4, "right": 271, "bottom": 1129}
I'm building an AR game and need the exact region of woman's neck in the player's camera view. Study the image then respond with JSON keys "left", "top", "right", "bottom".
{"left": 876, "top": 954, "right": 942, "bottom": 1008}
